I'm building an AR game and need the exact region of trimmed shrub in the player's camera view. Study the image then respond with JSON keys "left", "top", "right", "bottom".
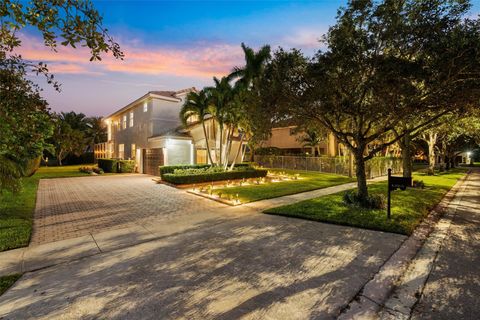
{"left": 161, "top": 167, "right": 268, "bottom": 185}
{"left": 159, "top": 164, "right": 211, "bottom": 177}
{"left": 159, "top": 163, "right": 252, "bottom": 178}
{"left": 79, "top": 166, "right": 104, "bottom": 174}
{"left": 343, "top": 190, "right": 386, "bottom": 209}
{"left": 98, "top": 159, "right": 118, "bottom": 173}
{"left": 413, "top": 180, "right": 425, "bottom": 189}
{"left": 118, "top": 160, "right": 136, "bottom": 173}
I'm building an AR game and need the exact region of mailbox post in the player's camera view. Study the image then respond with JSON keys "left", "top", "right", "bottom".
{"left": 387, "top": 169, "right": 412, "bottom": 219}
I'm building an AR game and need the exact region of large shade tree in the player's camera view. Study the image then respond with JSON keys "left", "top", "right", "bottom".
{"left": 254, "top": 0, "right": 480, "bottom": 204}
{"left": 0, "top": 0, "right": 122, "bottom": 191}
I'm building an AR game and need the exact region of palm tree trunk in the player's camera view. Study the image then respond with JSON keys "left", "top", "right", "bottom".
{"left": 225, "top": 127, "right": 235, "bottom": 170}
{"left": 223, "top": 126, "right": 233, "bottom": 170}
{"left": 229, "top": 134, "right": 243, "bottom": 171}
{"left": 202, "top": 121, "right": 214, "bottom": 165}
{"left": 218, "top": 124, "right": 223, "bottom": 166}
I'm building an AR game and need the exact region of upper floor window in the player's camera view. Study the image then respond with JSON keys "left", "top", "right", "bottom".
{"left": 107, "top": 123, "right": 112, "bottom": 141}
{"left": 116, "top": 121, "right": 120, "bottom": 131}
{"left": 143, "top": 102, "right": 148, "bottom": 112}
{"left": 129, "top": 112, "right": 134, "bottom": 127}
{"left": 123, "top": 115, "right": 127, "bottom": 129}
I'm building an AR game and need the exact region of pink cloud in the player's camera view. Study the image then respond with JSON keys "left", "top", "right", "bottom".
{"left": 17, "top": 34, "right": 244, "bottom": 78}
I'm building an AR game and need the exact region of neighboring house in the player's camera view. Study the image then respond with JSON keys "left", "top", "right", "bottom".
{"left": 260, "top": 126, "right": 344, "bottom": 156}
{"left": 95, "top": 88, "right": 243, "bottom": 175}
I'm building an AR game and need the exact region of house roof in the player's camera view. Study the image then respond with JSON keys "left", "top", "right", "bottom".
{"left": 104, "top": 87, "right": 196, "bottom": 120}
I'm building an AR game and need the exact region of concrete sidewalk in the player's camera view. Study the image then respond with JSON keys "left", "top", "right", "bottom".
{"left": 244, "top": 175, "right": 387, "bottom": 211}
{"left": 410, "top": 170, "right": 480, "bottom": 319}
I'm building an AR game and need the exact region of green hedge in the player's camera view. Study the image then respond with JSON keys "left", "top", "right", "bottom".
{"left": 98, "top": 159, "right": 118, "bottom": 173}
{"left": 161, "top": 168, "right": 268, "bottom": 185}
{"left": 159, "top": 163, "right": 251, "bottom": 178}
{"left": 97, "top": 159, "right": 136, "bottom": 173}
{"left": 118, "top": 160, "right": 136, "bottom": 173}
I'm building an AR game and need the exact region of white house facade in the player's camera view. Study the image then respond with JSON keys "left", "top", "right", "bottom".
{"left": 95, "top": 88, "right": 243, "bottom": 175}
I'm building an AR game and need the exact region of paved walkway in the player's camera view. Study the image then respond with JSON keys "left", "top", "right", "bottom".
{"left": 245, "top": 175, "right": 387, "bottom": 211}
{"left": 410, "top": 171, "right": 480, "bottom": 319}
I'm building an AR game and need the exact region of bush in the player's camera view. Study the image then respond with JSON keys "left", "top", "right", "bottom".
{"left": 413, "top": 180, "right": 425, "bottom": 189}
{"left": 343, "top": 190, "right": 386, "bottom": 209}
{"left": 118, "top": 160, "right": 136, "bottom": 173}
{"left": 97, "top": 159, "right": 118, "bottom": 173}
{"left": 159, "top": 163, "right": 252, "bottom": 178}
{"left": 23, "top": 156, "right": 41, "bottom": 177}
{"left": 79, "top": 166, "right": 104, "bottom": 174}
{"left": 161, "top": 166, "right": 268, "bottom": 185}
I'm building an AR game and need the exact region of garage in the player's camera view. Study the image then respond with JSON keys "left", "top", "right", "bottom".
{"left": 143, "top": 148, "right": 164, "bottom": 176}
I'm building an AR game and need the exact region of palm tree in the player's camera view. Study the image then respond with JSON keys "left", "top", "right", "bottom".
{"left": 85, "top": 116, "right": 107, "bottom": 152}
{"left": 206, "top": 76, "right": 237, "bottom": 166}
{"left": 301, "top": 130, "right": 322, "bottom": 156}
{"left": 229, "top": 43, "right": 271, "bottom": 89}
{"left": 180, "top": 90, "right": 215, "bottom": 164}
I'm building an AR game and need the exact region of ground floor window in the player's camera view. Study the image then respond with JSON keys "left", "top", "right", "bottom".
{"left": 131, "top": 144, "right": 136, "bottom": 159}
{"left": 118, "top": 144, "right": 125, "bottom": 159}
{"left": 196, "top": 149, "right": 208, "bottom": 164}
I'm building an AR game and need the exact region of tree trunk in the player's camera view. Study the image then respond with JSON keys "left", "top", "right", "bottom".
{"left": 249, "top": 143, "right": 255, "bottom": 162}
{"left": 57, "top": 150, "right": 64, "bottom": 166}
{"left": 202, "top": 121, "right": 214, "bottom": 165}
{"left": 400, "top": 134, "right": 413, "bottom": 178}
{"left": 218, "top": 124, "right": 223, "bottom": 166}
{"left": 311, "top": 146, "right": 315, "bottom": 156}
{"left": 229, "top": 135, "right": 244, "bottom": 171}
{"left": 427, "top": 132, "right": 437, "bottom": 175}
{"left": 354, "top": 150, "right": 368, "bottom": 202}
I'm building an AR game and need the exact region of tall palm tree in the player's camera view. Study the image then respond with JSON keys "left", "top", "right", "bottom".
{"left": 229, "top": 43, "right": 271, "bottom": 89}
{"left": 206, "top": 76, "right": 237, "bottom": 166}
{"left": 180, "top": 90, "right": 215, "bottom": 164}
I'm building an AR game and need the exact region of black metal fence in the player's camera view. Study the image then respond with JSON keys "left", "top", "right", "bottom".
{"left": 254, "top": 155, "right": 402, "bottom": 178}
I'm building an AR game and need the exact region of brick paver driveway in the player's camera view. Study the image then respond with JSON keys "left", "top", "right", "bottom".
{"left": 32, "top": 174, "right": 225, "bottom": 244}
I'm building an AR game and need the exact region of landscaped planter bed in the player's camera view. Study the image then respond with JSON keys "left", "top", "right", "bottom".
{"left": 159, "top": 164, "right": 267, "bottom": 185}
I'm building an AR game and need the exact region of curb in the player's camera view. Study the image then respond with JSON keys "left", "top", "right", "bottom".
{"left": 337, "top": 172, "right": 470, "bottom": 319}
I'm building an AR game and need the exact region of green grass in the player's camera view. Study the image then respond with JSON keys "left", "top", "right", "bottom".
{"left": 212, "top": 169, "right": 355, "bottom": 203}
{"left": 0, "top": 165, "right": 96, "bottom": 252}
{"left": 0, "top": 274, "right": 21, "bottom": 296}
{"left": 265, "top": 169, "right": 467, "bottom": 235}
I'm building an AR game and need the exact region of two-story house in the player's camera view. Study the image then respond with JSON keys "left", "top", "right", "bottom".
{"left": 95, "top": 88, "right": 244, "bottom": 175}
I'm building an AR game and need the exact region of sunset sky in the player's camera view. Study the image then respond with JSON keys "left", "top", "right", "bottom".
{"left": 21, "top": 0, "right": 480, "bottom": 117}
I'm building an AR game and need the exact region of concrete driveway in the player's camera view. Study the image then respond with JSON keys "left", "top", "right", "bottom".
{"left": 0, "top": 174, "right": 406, "bottom": 319}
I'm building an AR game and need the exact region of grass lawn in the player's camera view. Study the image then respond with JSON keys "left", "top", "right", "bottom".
{"left": 265, "top": 169, "right": 467, "bottom": 235}
{"left": 0, "top": 274, "right": 21, "bottom": 296}
{"left": 212, "top": 169, "right": 355, "bottom": 203}
{"left": 0, "top": 165, "right": 96, "bottom": 252}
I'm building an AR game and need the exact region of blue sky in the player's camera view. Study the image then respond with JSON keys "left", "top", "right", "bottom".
{"left": 21, "top": 0, "right": 479, "bottom": 116}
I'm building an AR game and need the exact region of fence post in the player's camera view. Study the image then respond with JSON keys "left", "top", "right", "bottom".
{"left": 282, "top": 156, "right": 284, "bottom": 169}
{"left": 334, "top": 157, "right": 337, "bottom": 174}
